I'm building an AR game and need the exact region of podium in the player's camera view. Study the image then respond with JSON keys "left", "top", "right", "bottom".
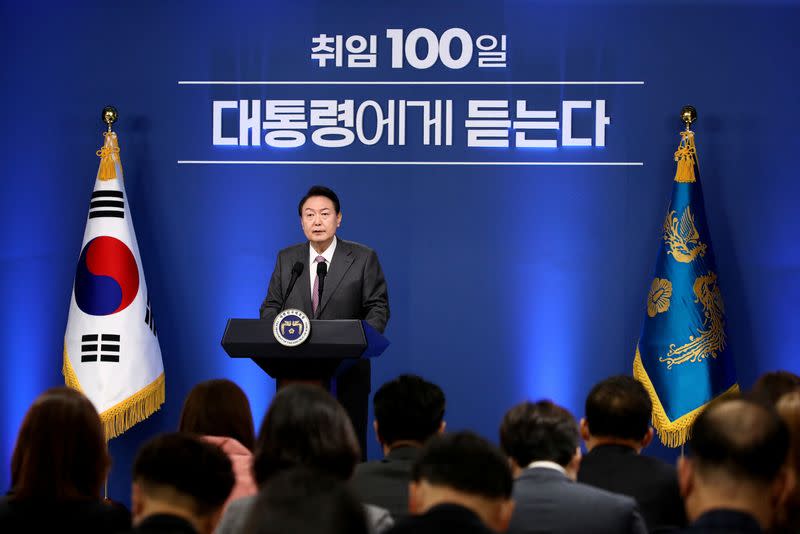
{"left": 221, "top": 318, "right": 390, "bottom": 382}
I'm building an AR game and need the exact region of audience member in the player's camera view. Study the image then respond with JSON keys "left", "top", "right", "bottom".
{"left": 178, "top": 379, "right": 257, "bottom": 507}
{"left": 578, "top": 375, "right": 686, "bottom": 531}
{"left": 215, "top": 384, "right": 393, "bottom": 534}
{"left": 129, "top": 432, "right": 234, "bottom": 534}
{"left": 774, "top": 391, "right": 800, "bottom": 533}
{"left": 751, "top": 371, "right": 800, "bottom": 406}
{"left": 351, "top": 374, "right": 446, "bottom": 519}
{"left": 0, "top": 387, "right": 130, "bottom": 533}
{"left": 387, "top": 431, "right": 514, "bottom": 534}
{"left": 677, "top": 398, "right": 790, "bottom": 533}
{"left": 242, "top": 467, "right": 370, "bottom": 534}
{"left": 501, "top": 400, "right": 647, "bottom": 534}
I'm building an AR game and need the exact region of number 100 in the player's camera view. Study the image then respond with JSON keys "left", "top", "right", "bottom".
{"left": 386, "top": 28, "right": 474, "bottom": 69}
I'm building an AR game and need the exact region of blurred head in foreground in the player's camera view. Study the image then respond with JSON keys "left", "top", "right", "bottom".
{"left": 243, "top": 467, "right": 369, "bottom": 534}
{"left": 678, "top": 398, "right": 790, "bottom": 530}
{"left": 131, "top": 433, "right": 234, "bottom": 534}
{"left": 409, "top": 431, "right": 514, "bottom": 532}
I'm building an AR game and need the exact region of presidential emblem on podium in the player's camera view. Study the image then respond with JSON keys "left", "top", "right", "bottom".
{"left": 273, "top": 309, "right": 311, "bottom": 347}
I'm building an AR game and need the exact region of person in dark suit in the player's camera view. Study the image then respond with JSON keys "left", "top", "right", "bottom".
{"left": 676, "top": 398, "right": 791, "bottom": 534}
{"left": 260, "top": 185, "right": 390, "bottom": 454}
{"left": 351, "top": 374, "right": 446, "bottom": 519}
{"left": 128, "top": 433, "right": 234, "bottom": 534}
{"left": 387, "top": 431, "right": 515, "bottom": 534}
{"left": 500, "top": 400, "right": 647, "bottom": 534}
{"left": 0, "top": 387, "right": 130, "bottom": 533}
{"left": 577, "top": 375, "right": 686, "bottom": 531}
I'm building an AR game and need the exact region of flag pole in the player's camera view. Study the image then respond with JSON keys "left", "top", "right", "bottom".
{"left": 101, "top": 105, "right": 117, "bottom": 502}
{"left": 678, "top": 104, "right": 697, "bottom": 457}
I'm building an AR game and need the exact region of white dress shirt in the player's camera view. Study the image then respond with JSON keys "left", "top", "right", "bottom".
{"left": 309, "top": 235, "right": 337, "bottom": 300}
{"left": 526, "top": 460, "right": 567, "bottom": 475}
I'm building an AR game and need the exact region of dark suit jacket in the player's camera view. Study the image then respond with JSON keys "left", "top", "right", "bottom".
{"left": 125, "top": 513, "right": 198, "bottom": 534}
{"left": 678, "top": 509, "right": 762, "bottom": 534}
{"left": 0, "top": 496, "right": 131, "bottom": 533}
{"left": 578, "top": 444, "right": 687, "bottom": 532}
{"left": 508, "top": 467, "right": 648, "bottom": 534}
{"left": 260, "top": 238, "right": 389, "bottom": 333}
{"left": 260, "top": 237, "right": 389, "bottom": 384}
{"left": 351, "top": 445, "right": 420, "bottom": 520}
{"left": 387, "top": 503, "right": 495, "bottom": 534}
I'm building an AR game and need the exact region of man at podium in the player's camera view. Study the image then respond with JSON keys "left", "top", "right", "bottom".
{"left": 259, "top": 185, "right": 390, "bottom": 455}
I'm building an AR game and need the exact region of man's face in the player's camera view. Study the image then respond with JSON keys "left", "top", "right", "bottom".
{"left": 300, "top": 195, "right": 341, "bottom": 251}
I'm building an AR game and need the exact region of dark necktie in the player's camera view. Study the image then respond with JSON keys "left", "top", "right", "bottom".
{"left": 312, "top": 255, "right": 325, "bottom": 314}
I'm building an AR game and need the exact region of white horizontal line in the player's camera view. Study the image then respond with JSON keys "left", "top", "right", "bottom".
{"left": 177, "top": 160, "right": 643, "bottom": 166}
{"left": 178, "top": 80, "right": 645, "bottom": 86}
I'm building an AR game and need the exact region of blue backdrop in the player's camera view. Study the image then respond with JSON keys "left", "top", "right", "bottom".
{"left": 1, "top": 0, "right": 799, "bottom": 505}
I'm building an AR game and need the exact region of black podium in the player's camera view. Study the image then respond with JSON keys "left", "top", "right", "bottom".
{"left": 221, "top": 318, "right": 389, "bottom": 382}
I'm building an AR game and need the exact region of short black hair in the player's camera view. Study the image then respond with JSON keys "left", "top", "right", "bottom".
{"left": 298, "top": 185, "right": 341, "bottom": 216}
{"left": 412, "top": 431, "right": 512, "bottom": 500}
{"left": 132, "top": 432, "right": 234, "bottom": 516}
{"left": 689, "top": 398, "right": 789, "bottom": 484}
{"left": 751, "top": 371, "right": 800, "bottom": 406}
{"left": 373, "top": 374, "right": 445, "bottom": 445}
{"left": 500, "top": 400, "right": 579, "bottom": 467}
{"left": 253, "top": 384, "right": 360, "bottom": 486}
{"left": 243, "top": 467, "right": 369, "bottom": 534}
{"left": 585, "top": 375, "right": 652, "bottom": 441}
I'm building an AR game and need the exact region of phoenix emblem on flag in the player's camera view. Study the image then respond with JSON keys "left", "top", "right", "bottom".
{"left": 663, "top": 206, "right": 708, "bottom": 263}
{"left": 659, "top": 272, "right": 727, "bottom": 369}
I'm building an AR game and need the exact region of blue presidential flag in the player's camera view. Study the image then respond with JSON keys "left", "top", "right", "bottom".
{"left": 633, "top": 129, "right": 738, "bottom": 447}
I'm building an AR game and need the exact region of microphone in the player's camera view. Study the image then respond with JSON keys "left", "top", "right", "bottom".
{"left": 316, "top": 261, "right": 327, "bottom": 316}
{"left": 280, "top": 262, "right": 304, "bottom": 311}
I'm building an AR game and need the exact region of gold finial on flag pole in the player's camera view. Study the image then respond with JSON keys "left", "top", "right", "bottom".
{"left": 674, "top": 106, "right": 698, "bottom": 183}
{"left": 102, "top": 106, "right": 118, "bottom": 133}
{"left": 97, "top": 106, "right": 122, "bottom": 180}
{"left": 681, "top": 105, "right": 697, "bottom": 132}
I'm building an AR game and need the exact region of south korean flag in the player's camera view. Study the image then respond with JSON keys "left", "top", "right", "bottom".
{"left": 64, "top": 131, "right": 164, "bottom": 439}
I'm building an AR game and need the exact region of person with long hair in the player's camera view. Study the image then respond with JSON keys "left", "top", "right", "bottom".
{"left": 215, "top": 384, "right": 393, "bottom": 534}
{"left": 774, "top": 391, "right": 800, "bottom": 533}
{"left": 178, "top": 379, "right": 257, "bottom": 508}
{"left": 0, "top": 387, "right": 130, "bottom": 532}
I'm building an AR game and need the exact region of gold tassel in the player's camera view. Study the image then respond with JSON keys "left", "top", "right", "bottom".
{"left": 673, "top": 130, "right": 697, "bottom": 183}
{"left": 633, "top": 345, "right": 739, "bottom": 447}
{"left": 63, "top": 342, "right": 84, "bottom": 393}
{"left": 99, "top": 373, "right": 165, "bottom": 440}
{"left": 63, "top": 343, "right": 165, "bottom": 440}
{"left": 96, "top": 131, "right": 123, "bottom": 181}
